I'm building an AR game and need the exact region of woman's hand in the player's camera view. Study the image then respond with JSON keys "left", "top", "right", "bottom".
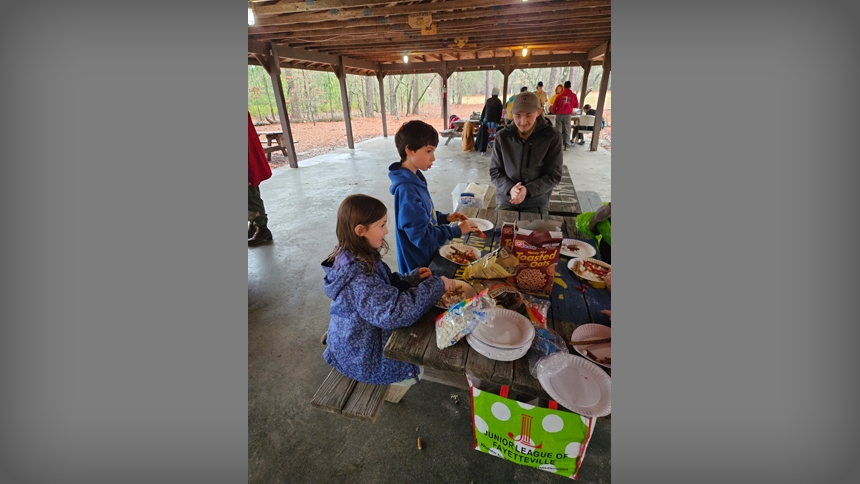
{"left": 417, "top": 267, "right": 432, "bottom": 279}
{"left": 447, "top": 212, "right": 468, "bottom": 223}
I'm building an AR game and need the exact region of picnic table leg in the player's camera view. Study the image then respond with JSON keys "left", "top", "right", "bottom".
{"left": 266, "top": 136, "right": 273, "bottom": 161}
{"left": 278, "top": 134, "right": 288, "bottom": 157}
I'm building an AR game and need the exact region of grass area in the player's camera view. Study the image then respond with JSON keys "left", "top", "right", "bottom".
{"left": 459, "top": 90, "right": 611, "bottom": 109}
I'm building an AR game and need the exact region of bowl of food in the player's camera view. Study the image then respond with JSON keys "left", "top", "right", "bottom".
{"left": 568, "top": 257, "right": 611, "bottom": 289}
{"left": 436, "top": 280, "right": 478, "bottom": 309}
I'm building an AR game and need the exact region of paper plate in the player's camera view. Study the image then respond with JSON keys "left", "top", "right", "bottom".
{"left": 439, "top": 244, "right": 481, "bottom": 265}
{"left": 466, "top": 334, "right": 530, "bottom": 362}
{"left": 470, "top": 308, "right": 535, "bottom": 349}
{"left": 536, "top": 353, "right": 611, "bottom": 417}
{"left": 436, "top": 280, "right": 478, "bottom": 309}
{"left": 568, "top": 257, "right": 611, "bottom": 284}
{"left": 469, "top": 218, "right": 494, "bottom": 232}
{"left": 571, "top": 324, "right": 611, "bottom": 368}
{"left": 559, "top": 239, "right": 597, "bottom": 259}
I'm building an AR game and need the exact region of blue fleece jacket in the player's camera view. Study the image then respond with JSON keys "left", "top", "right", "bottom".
{"left": 321, "top": 250, "right": 446, "bottom": 385}
{"left": 388, "top": 162, "right": 462, "bottom": 273}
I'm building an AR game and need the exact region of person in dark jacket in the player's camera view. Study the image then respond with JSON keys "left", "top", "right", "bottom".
{"left": 388, "top": 120, "right": 478, "bottom": 273}
{"left": 476, "top": 87, "right": 503, "bottom": 154}
{"left": 489, "top": 92, "right": 564, "bottom": 216}
{"left": 322, "top": 194, "right": 454, "bottom": 385}
{"left": 572, "top": 104, "right": 606, "bottom": 145}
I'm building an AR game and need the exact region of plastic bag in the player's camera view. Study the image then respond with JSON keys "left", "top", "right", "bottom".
{"left": 521, "top": 293, "right": 549, "bottom": 328}
{"left": 526, "top": 327, "right": 570, "bottom": 378}
{"left": 575, "top": 211, "right": 597, "bottom": 240}
{"left": 462, "top": 247, "right": 518, "bottom": 280}
{"left": 435, "top": 289, "right": 496, "bottom": 349}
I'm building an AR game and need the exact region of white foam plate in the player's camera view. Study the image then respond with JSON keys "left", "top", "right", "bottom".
{"left": 571, "top": 324, "right": 611, "bottom": 369}
{"left": 559, "top": 238, "right": 597, "bottom": 259}
{"left": 466, "top": 334, "right": 530, "bottom": 362}
{"left": 567, "top": 257, "right": 611, "bottom": 283}
{"left": 470, "top": 308, "right": 535, "bottom": 349}
{"left": 436, "top": 280, "right": 478, "bottom": 309}
{"left": 469, "top": 218, "right": 494, "bottom": 232}
{"left": 439, "top": 244, "right": 481, "bottom": 265}
{"left": 536, "top": 353, "right": 611, "bottom": 417}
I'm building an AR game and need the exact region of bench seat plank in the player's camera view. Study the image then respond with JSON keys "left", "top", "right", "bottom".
{"left": 342, "top": 382, "right": 390, "bottom": 423}
{"left": 311, "top": 368, "right": 357, "bottom": 414}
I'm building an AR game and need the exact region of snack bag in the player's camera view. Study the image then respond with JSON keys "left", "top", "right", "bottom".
{"left": 508, "top": 220, "right": 563, "bottom": 297}
{"left": 462, "top": 246, "right": 519, "bottom": 280}
{"left": 435, "top": 290, "right": 496, "bottom": 349}
{"left": 520, "top": 293, "right": 549, "bottom": 328}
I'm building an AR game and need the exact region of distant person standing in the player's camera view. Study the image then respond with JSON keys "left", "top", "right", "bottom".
{"left": 534, "top": 82, "right": 548, "bottom": 111}
{"left": 248, "top": 112, "right": 273, "bottom": 246}
{"left": 548, "top": 84, "right": 564, "bottom": 113}
{"left": 551, "top": 81, "right": 579, "bottom": 150}
{"left": 476, "top": 87, "right": 503, "bottom": 154}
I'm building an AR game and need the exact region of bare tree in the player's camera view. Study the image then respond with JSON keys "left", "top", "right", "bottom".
{"left": 411, "top": 75, "right": 419, "bottom": 115}
{"left": 364, "top": 76, "right": 375, "bottom": 117}
{"left": 484, "top": 70, "right": 492, "bottom": 99}
{"left": 548, "top": 67, "right": 558, "bottom": 91}
{"left": 299, "top": 70, "right": 316, "bottom": 124}
{"left": 284, "top": 68, "right": 302, "bottom": 122}
{"left": 326, "top": 71, "right": 335, "bottom": 121}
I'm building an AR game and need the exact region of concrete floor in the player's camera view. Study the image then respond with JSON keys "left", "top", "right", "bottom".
{"left": 248, "top": 137, "right": 611, "bottom": 484}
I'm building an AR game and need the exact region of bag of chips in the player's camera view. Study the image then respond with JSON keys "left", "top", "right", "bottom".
{"left": 462, "top": 246, "right": 519, "bottom": 280}
{"left": 435, "top": 290, "right": 497, "bottom": 349}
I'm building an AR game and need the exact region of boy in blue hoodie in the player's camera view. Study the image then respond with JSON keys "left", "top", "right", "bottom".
{"left": 388, "top": 120, "right": 479, "bottom": 273}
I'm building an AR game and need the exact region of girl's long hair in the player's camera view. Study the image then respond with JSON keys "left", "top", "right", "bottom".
{"left": 327, "top": 194, "right": 389, "bottom": 274}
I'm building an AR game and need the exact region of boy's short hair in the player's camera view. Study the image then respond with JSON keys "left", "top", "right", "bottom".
{"left": 564, "top": 80, "right": 572, "bottom": 88}
{"left": 583, "top": 104, "right": 592, "bottom": 111}
{"left": 394, "top": 120, "right": 439, "bottom": 162}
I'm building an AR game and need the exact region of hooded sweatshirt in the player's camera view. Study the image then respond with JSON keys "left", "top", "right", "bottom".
{"left": 322, "top": 250, "right": 445, "bottom": 385}
{"left": 388, "top": 163, "right": 462, "bottom": 273}
{"left": 489, "top": 116, "right": 564, "bottom": 210}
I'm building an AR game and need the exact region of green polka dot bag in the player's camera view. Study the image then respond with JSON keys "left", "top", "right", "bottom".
{"left": 467, "top": 375, "right": 596, "bottom": 479}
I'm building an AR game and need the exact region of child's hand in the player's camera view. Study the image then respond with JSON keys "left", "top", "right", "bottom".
{"left": 600, "top": 309, "right": 612, "bottom": 321}
{"left": 447, "top": 212, "right": 468, "bottom": 223}
{"left": 605, "top": 271, "right": 611, "bottom": 291}
{"left": 417, "top": 267, "right": 432, "bottom": 279}
{"left": 440, "top": 276, "right": 455, "bottom": 292}
{"left": 458, "top": 219, "right": 479, "bottom": 235}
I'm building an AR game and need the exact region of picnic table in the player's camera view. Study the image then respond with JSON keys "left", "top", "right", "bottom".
{"left": 259, "top": 130, "right": 298, "bottom": 161}
{"left": 383, "top": 206, "right": 611, "bottom": 423}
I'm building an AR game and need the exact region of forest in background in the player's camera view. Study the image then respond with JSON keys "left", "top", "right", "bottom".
{"left": 248, "top": 65, "right": 610, "bottom": 125}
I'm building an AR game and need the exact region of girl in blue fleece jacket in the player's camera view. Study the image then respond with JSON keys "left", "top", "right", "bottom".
{"left": 322, "top": 194, "right": 455, "bottom": 385}
{"left": 388, "top": 120, "right": 478, "bottom": 273}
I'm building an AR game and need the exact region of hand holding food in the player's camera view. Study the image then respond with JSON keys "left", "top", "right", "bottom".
{"left": 458, "top": 219, "right": 479, "bottom": 235}
{"left": 417, "top": 267, "right": 432, "bottom": 279}
{"left": 605, "top": 271, "right": 611, "bottom": 291}
{"left": 440, "top": 276, "right": 455, "bottom": 292}
{"left": 447, "top": 212, "right": 468, "bottom": 223}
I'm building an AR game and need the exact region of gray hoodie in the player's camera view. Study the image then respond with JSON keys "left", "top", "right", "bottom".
{"left": 489, "top": 116, "right": 563, "bottom": 210}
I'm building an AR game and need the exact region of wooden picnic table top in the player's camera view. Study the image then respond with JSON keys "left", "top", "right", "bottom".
{"left": 383, "top": 206, "right": 611, "bottom": 421}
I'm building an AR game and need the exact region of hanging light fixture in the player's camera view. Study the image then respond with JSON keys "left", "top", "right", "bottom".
{"left": 248, "top": 2, "right": 256, "bottom": 26}
{"left": 403, "top": 53, "right": 409, "bottom": 63}
{"left": 521, "top": 46, "right": 529, "bottom": 57}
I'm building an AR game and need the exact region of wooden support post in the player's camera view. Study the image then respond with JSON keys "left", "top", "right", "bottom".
{"left": 377, "top": 72, "right": 388, "bottom": 138}
{"left": 579, "top": 60, "right": 591, "bottom": 111}
{"left": 590, "top": 42, "right": 610, "bottom": 152}
{"left": 500, "top": 59, "right": 513, "bottom": 104}
{"left": 440, "top": 61, "right": 449, "bottom": 131}
{"left": 267, "top": 43, "right": 298, "bottom": 168}
{"left": 334, "top": 57, "right": 355, "bottom": 149}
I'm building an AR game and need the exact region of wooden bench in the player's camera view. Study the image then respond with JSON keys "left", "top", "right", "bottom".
{"left": 311, "top": 367, "right": 410, "bottom": 423}
{"left": 440, "top": 128, "right": 460, "bottom": 146}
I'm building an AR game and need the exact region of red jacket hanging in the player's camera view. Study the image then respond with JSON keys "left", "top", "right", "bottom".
{"left": 248, "top": 112, "right": 272, "bottom": 187}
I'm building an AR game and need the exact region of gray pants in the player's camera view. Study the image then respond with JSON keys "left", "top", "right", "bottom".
{"left": 555, "top": 114, "right": 573, "bottom": 148}
{"left": 248, "top": 185, "right": 268, "bottom": 226}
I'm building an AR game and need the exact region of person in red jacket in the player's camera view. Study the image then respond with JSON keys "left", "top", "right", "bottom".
{"left": 551, "top": 80, "right": 579, "bottom": 150}
{"left": 248, "top": 112, "right": 273, "bottom": 246}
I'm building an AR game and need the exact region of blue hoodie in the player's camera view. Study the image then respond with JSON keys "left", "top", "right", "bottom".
{"left": 388, "top": 162, "right": 462, "bottom": 273}
{"left": 321, "top": 250, "right": 445, "bottom": 385}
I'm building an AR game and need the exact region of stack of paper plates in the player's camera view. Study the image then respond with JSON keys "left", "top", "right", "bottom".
{"left": 466, "top": 308, "right": 535, "bottom": 361}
